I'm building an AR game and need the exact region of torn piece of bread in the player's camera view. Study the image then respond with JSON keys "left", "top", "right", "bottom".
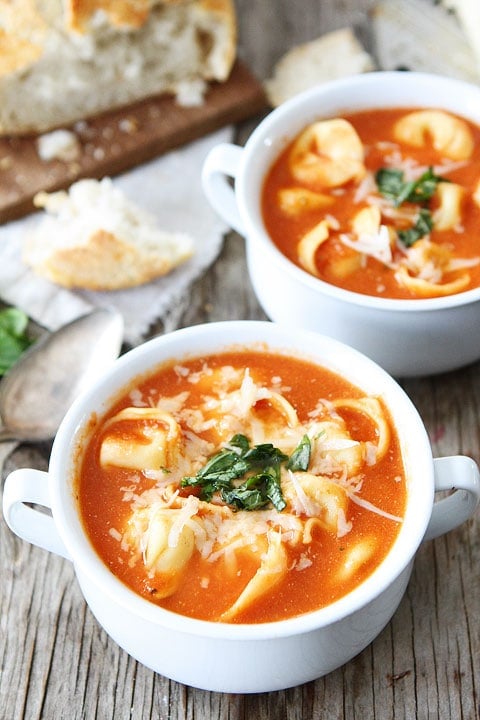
{"left": 23, "top": 178, "right": 194, "bottom": 291}
{"left": 440, "top": 0, "right": 480, "bottom": 72}
{"left": 264, "top": 28, "right": 375, "bottom": 108}
{"left": 372, "top": 0, "right": 480, "bottom": 82}
{"left": 0, "top": 0, "right": 236, "bottom": 135}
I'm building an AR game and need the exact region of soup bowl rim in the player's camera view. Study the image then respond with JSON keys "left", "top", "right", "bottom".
{"left": 48, "top": 320, "right": 434, "bottom": 641}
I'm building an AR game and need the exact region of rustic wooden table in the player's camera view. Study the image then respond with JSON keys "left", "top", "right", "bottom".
{"left": 1, "top": 1, "right": 480, "bottom": 718}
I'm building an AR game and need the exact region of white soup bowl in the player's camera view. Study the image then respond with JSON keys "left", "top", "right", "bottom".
{"left": 3, "top": 321, "right": 480, "bottom": 693}
{"left": 202, "top": 72, "right": 480, "bottom": 377}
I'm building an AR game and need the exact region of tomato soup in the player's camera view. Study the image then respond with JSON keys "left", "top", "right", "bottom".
{"left": 77, "top": 351, "right": 407, "bottom": 623}
{"left": 262, "top": 107, "right": 480, "bottom": 299}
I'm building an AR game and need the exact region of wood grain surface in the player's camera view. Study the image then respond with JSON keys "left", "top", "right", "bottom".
{"left": 0, "top": 61, "right": 266, "bottom": 224}
{"left": 1, "top": 1, "right": 480, "bottom": 719}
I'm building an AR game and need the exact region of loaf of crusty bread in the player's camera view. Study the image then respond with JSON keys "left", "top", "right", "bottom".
{"left": 0, "top": 0, "right": 236, "bottom": 135}
{"left": 264, "top": 28, "right": 375, "bottom": 108}
{"left": 23, "top": 178, "right": 194, "bottom": 290}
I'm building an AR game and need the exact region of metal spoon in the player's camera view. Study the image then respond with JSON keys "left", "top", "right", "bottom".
{"left": 0, "top": 308, "right": 124, "bottom": 442}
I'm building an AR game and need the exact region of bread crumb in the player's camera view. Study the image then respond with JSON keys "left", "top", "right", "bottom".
{"left": 118, "top": 117, "right": 139, "bottom": 134}
{"left": 93, "top": 147, "right": 106, "bottom": 161}
{"left": 36, "top": 129, "right": 81, "bottom": 162}
{"left": 175, "top": 79, "right": 208, "bottom": 107}
{"left": 101, "top": 126, "right": 115, "bottom": 140}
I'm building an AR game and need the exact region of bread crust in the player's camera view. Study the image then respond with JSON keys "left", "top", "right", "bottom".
{"left": 29, "top": 228, "right": 191, "bottom": 290}
{"left": 0, "top": 0, "right": 237, "bottom": 134}
{"left": 67, "top": 0, "right": 235, "bottom": 32}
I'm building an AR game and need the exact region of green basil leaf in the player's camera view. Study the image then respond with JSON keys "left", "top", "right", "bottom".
{"left": 375, "top": 168, "right": 406, "bottom": 205}
{"left": 264, "top": 467, "right": 287, "bottom": 511}
{"left": 228, "top": 434, "right": 250, "bottom": 454}
{"left": 376, "top": 166, "right": 447, "bottom": 207}
{"left": 287, "top": 434, "right": 311, "bottom": 472}
{"left": 182, "top": 435, "right": 288, "bottom": 512}
{"left": 243, "top": 443, "right": 288, "bottom": 468}
{"left": 397, "top": 208, "right": 433, "bottom": 247}
{"left": 0, "top": 308, "right": 32, "bottom": 376}
{"left": 406, "top": 167, "right": 448, "bottom": 203}
{"left": 222, "top": 484, "right": 268, "bottom": 511}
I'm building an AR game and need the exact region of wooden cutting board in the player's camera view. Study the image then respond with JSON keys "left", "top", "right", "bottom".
{"left": 0, "top": 61, "right": 267, "bottom": 224}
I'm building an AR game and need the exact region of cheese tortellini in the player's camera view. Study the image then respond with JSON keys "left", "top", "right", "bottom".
{"left": 393, "top": 110, "right": 474, "bottom": 161}
{"left": 432, "top": 182, "right": 465, "bottom": 231}
{"left": 289, "top": 118, "right": 366, "bottom": 188}
{"left": 395, "top": 239, "right": 471, "bottom": 297}
{"left": 220, "top": 531, "right": 288, "bottom": 621}
{"left": 100, "top": 407, "right": 181, "bottom": 470}
{"left": 127, "top": 504, "right": 195, "bottom": 597}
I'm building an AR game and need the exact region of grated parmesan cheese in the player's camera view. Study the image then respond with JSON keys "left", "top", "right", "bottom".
{"left": 346, "top": 491, "right": 402, "bottom": 523}
{"left": 339, "top": 225, "right": 393, "bottom": 265}
{"left": 336, "top": 508, "right": 353, "bottom": 538}
{"left": 117, "top": 367, "right": 403, "bottom": 600}
{"left": 108, "top": 527, "right": 123, "bottom": 542}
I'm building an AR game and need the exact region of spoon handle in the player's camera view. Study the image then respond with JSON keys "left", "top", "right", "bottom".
{"left": 0, "top": 427, "right": 19, "bottom": 443}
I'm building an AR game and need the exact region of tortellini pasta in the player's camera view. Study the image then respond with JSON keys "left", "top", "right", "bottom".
{"left": 297, "top": 219, "right": 330, "bottom": 276}
{"left": 277, "top": 187, "right": 334, "bottom": 216}
{"left": 395, "top": 238, "right": 470, "bottom": 297}
{"left": 127, "top": 504, "right": 196, "bottom": 598}
{"left": 335, "top": 537, "right": 377, "bottom": 583}
{"left": 432, "top": 182, "right": 465, "bottom": 231}
{"left": 395, "top": 264, "right": 470, "bottom": 297}
{"left": 474, "top": 179, "right": 480, "bottom": 208}
{"left": 289, "top": 118, "right": 366, "bottom": 188}
{"left": 100, "top": 407, "right": 181, "bottom": 470}
{"left": 393, "top": 110, "right": 474, "bottom": 160}
{"left": 220, "top": 531, "right": 288, "bottom": 621}
{"left": 283, "top": 472, "right": 349, "bottom": 533}
{"left": 331, "top": 397, "right": 391, "bottom": 463}
{"left": 308, "top": 420, "right": 364, "bottom": 475}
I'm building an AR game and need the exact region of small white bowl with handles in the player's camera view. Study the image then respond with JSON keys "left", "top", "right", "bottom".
{"left": 202, "top": 71, "right": 480, "bottom": 377}
{"left": 3, "top": 321, "right": 479, "bottom": 692}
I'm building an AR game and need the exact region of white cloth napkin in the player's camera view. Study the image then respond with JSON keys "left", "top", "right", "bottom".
{"left": 0, "top": 126, "right": 233, "bottom": 345}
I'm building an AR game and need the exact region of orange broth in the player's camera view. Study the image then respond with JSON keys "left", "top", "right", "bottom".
{"left": 262, "top": 107, "right": 480, "bottom": 299}
{"left": 77, "top": 351, "right": 407, "bottom": 623}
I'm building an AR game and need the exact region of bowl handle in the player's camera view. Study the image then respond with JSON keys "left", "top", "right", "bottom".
{"left": 2, "top": 468, "right": 71, "bottom": 559}
{"left": 201, "top": 143, "right": 246, "bottom": 235}
{"left": 5, "top": 457, "right": 477, "bottom": 556}
{"left": 424, "top": 456, "right": 480, "bottom": 541}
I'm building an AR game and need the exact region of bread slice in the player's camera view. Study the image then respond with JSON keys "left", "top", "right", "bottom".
{"left": 23, "top": 178, "right": 194, "bottom": 290}
{"left": 0, "top": 0, "right": 236, "bottom": 135}
{"left": 264, "top": 28, "right": 375, "bottom": 108}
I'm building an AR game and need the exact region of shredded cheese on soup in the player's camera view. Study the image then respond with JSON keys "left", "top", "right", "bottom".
{"left": 262, "top": 107, "right": 480, "bottom": 299}
{"left": 78, "top": 351, "right": 407, "bottom": 623}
